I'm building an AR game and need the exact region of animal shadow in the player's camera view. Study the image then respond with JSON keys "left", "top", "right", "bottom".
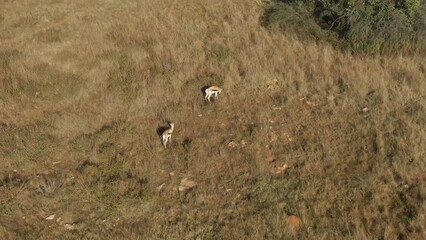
{"left": 182, "top": 137, "right": 192, "bottom": 151}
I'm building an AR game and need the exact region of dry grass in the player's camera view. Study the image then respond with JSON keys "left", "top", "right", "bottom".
{"left": 0, "top": 0, "right": 425, "bottom": 239}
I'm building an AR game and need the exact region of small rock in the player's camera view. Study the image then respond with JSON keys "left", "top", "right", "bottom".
{"left": 272, "top": 105, "right": 282, "bottom": 110}
{"left": 271, "top": 164, "right": 289, "bottom": 175}
{"left": 157, "top": 183, "right": 166, "bottom": 192}
{"left": 284, "top": 132, "right": 295, "bottom": 142}
{"left": 287, "top": 215, "right": 302, "bottom": 233}
{"left": 227, "top": 141, "right": 238, "bottom": 148}
{"left": 362, "top": 107, "right": 369, "bottom": 112}
{"left": 45, "top": 214, "right": 55, "bottom": 221}
{"left": 64, "top": 223, "right": 75, "bottom": 230}
{"left": 178, "top": 178, "right": 197, "bottom": 192}
{"left": 278, "top": 164, "right": 289, "bottom": 171}
{"left": 266, "top": 78, "right": 279, "bottom": 90}
{"left": 306, "top": 100, "right": 317, "bottom": 107}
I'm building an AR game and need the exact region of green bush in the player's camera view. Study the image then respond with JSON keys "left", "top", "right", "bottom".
{"left": 263, "top": 2, "right": 340, "bottom": 46}
{"left": 265, "top": 0, "right": 425, "bottom": 54}
{"left": 413, "top": 2, "right": 426, "bottom": 53}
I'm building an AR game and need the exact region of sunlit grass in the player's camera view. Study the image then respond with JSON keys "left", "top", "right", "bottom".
{"left": 0, "top": 0, "right": 424, "bottom": 239}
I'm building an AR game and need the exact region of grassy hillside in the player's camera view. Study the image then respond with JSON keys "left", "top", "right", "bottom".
{"left": 0, "top": 0, "right": 425, "bottom": 239}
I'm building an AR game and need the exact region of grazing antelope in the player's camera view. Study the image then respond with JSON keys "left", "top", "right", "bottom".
{"left": 204, "top": 86, "right": 223, "bottom": 102}
{"left": 161, "top": 122, "right": 175, "bottom": 148}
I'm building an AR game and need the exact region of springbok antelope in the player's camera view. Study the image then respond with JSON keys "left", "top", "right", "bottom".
{"left": 161, "top": 122, "right": 175, "bottom": 148}
{"left": 204, "top": 86, "right": 223, "bottom": 102}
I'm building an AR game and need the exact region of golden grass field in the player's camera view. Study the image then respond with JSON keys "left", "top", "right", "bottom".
{"left": 0, "top": 0, "right": 425, "bottom": 239}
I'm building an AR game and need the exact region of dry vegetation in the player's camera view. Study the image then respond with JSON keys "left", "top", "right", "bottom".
{"left": 0, "top": 0, "right": 425, "bottom": 239}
